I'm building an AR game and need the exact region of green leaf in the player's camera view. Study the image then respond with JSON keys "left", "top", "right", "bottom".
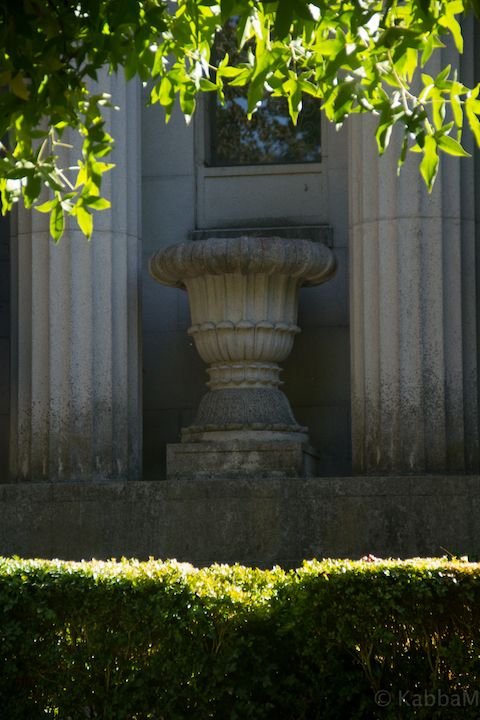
{"left": 331, "top": 82, "right": 356, "bottom": 122}
{"left": 246, "top": 75, "right": 266, "bottom": 116}
{"left": 76, "top": 206, "right": 93, "bottom": 239}
{"left": 397, "top": 135, "right": 409, "bottom": 174}
{"left": 159, "top": 76, "right": 174, "bottom": 106}
{"left": 10, "top": 73, "right": 30, "bottom": 100}
{"left": 23, "top": 174, "right": 41, "bottom": 208}
{"left": 49, "top": 201, "right": 64, "bottom": 243}
{"left": 450, "top": 93, "right": 463, "bottom": 129}
{"left": 274, "top": 1, "right": 294, "bottom": 38}
{"left": 6, "top": 167, "right": 31, "bottom": 180}
{"left": 437, "top": 135, "right": 470, "bottom": 157}
{"left": 284, "top": 76, "right": 302, "bottom": 124}
{"left": 226, "top": 68, "right": 250, "bottom": 86}
{"left": 35, "top": 198, "right": 57, "bottom": 214}
{"left": 179, "top": 87, "right": 196, "bottom": 121}
{"left": 420, "top": 135, "right": 439, "bottom": 191}
{"left": 376, "top": 104, "right": 393, "bottom": 154}
{"left": 83, "top": 196, "right": 111, "bottom": 210}
{"left": 466, "top": 95, "right": 480, "bottom": 146}
{"left": 91, "top": 162, "right": 115, "bottom": 175}
{"left": 199, "top": 78, "right": 217, "bottom": 91}
{"left": 419, "top": 73, "right": 434, "bottom": 103}
{"left": 416, "top": 0, "right": 432, "bottom": 19}
{"left": 439, "top": 13, "right": 463, "bottom": 54}
{"left": 434, "top": 64, "right": 451, "bottom": 89}
{"left": 421, "top": 34, "right": 435, "bottom": 66}
{"left": 431, "top": 93, "right": 445, "bottom": 131}
{"left": 218, "top": 65, "right": 245, "bottom": 79}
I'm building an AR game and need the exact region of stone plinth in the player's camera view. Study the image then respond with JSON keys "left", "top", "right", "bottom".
{"left": 167, "top": 440, "right": 319, "bottom": 479}
{"left": 150, "top": 236, "right": 336, "bottom": 477}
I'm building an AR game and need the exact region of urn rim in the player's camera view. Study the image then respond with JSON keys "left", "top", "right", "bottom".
{"left": 149, "top": 235, "right": 336, "bottom": 289}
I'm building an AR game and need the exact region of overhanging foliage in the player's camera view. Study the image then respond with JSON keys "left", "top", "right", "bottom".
{"left": 0, "top": 0, "right": 479, "bottom": 240}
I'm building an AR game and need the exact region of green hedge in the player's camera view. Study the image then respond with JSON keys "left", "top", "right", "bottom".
{"left": 1, "top": 557, "right": 480, "bottom": 719}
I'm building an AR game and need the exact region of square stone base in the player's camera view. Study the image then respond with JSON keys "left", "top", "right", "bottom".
{"left": 167, "top": 440, "right": 319, "bottom": 479}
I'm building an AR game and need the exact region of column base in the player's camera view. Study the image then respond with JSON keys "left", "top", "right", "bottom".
{"left": 166, "top": 439, "right": 319, "bottom": 479}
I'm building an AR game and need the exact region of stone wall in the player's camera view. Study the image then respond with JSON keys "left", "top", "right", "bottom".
{"left": 1, "top": 477, "right": 479, "bottom": 565}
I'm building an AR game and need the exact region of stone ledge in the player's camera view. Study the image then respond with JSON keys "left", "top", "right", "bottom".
{"left": 1, "top": 476, "right": 479, "bottom": 565}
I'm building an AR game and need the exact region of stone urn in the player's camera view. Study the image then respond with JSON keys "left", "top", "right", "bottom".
{"left": 150, "top": 236, "right": 336, "bottom": 477}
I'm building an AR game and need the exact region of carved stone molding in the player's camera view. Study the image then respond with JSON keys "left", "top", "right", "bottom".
{"left": 150, "top": 235, "right": 335, "bottom": 288}
{"left": 150, "top": 235, "right": 336, "bottom": 452}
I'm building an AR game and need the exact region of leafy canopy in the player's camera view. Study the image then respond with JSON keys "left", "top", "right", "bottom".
{"left": 0, "top": 0, "right": 479, "bottom": 240}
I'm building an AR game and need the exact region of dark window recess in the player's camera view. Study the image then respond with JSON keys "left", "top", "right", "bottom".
{"left": 207, "top": 22, "right": 321, "bottom": 167}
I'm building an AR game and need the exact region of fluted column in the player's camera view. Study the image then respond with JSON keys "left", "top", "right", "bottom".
{"left": 9, "top": 75, "right": 142, "bottom": 481}
{"left": 348, "top": 34, "right": 479, "bottom": 474}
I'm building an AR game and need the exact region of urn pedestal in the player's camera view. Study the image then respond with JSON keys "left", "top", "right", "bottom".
{"left": 150, "top": 236, "right": 336, "bottom": 478}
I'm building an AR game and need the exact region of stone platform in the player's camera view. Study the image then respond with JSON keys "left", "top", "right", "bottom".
{"left": 167, "top": 440, "right": 319, "bottom": 479}
{"left": 1, "top": 476, "right": 480, "bottom": 566}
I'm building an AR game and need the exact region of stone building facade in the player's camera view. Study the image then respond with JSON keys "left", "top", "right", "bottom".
{"left": 0, "top": 29, "right": 479, "bottom": 565}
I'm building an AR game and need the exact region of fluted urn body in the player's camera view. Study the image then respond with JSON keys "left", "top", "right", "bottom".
{"left": 150, "top": 236, "right": 336, "bottom": 449}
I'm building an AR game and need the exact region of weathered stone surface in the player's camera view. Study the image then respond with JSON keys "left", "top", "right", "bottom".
{"left": 182, "top": 387, "right": 307, "bottom": 441}
{"left": 149, "top": 236, "right": 336, "bottom": 468}
{"left": 189, "top": 225, "right": 333, "bottom": 247}
{"left": 149, "top": 236, "right": 336, "bottom": 289}
{"left": 9, "top": 75, "right": 142, "bottom": 482}
{"left": 1, "top": 477, "right": 480, "bottom": 565}
{"left": 348, "top": 42, "right": 479, "bottom": 474}
{"left": 167, "top": 440, "right": 318, "bottom": 478}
